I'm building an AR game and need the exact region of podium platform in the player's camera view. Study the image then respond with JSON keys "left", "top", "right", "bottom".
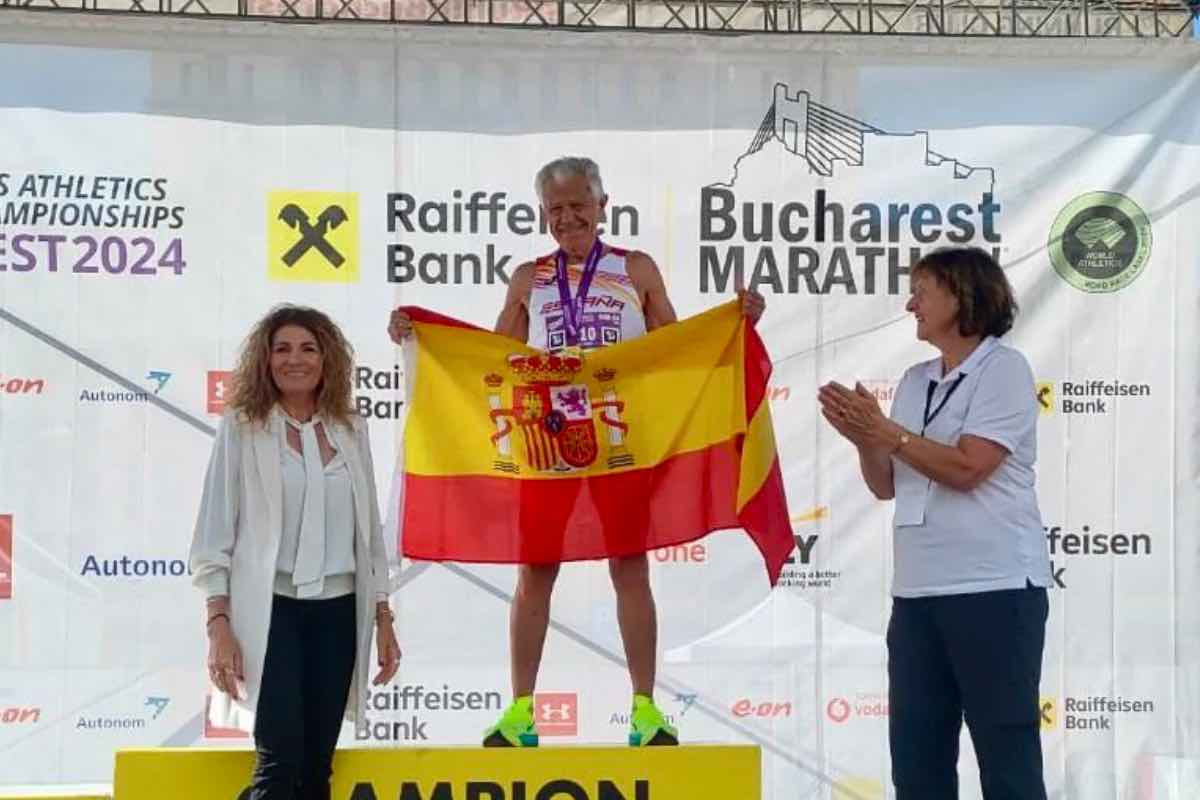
{"left": 114, "top": 745, "right": 760, "bottom": 799}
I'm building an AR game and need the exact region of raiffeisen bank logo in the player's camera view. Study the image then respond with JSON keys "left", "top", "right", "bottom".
{"left": 701, "top": 83, "right": 1001, "bottom": 295}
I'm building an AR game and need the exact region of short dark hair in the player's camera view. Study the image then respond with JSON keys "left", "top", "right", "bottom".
{"left": 912, "top": 247, "right": 1018, "bottom": 338}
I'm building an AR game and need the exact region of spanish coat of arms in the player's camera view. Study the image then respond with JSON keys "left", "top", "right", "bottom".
{"left": 483, "top": 353, "right": 634, "bottom": 473}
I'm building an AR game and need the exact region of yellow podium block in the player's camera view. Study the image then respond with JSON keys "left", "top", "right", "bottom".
{"left": 114, "top": 745, "right": 760, "bottom": 799}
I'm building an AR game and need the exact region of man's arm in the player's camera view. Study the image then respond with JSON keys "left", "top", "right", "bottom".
{"left": 626, "top": 251, "right": 677, "bottom": 332}
{"left": 495, "top": 262, "right": 535, "bottom": 341}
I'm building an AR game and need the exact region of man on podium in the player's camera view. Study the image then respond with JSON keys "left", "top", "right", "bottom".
{"left": 389, "top": 156, "right": 766, "bottom": 748}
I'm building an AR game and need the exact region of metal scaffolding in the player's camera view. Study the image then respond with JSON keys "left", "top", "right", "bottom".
{"left": 1, "top": 0, "right": 1197, "bottom": 37}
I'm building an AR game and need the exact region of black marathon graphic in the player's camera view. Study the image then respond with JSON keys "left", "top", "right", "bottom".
{"left": 701, "top": 84, "right": 1002, "bottom": 295}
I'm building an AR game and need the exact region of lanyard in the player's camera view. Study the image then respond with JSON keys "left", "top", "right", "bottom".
{"left": 922, "top": 373, "right": 967, "bottom": 435}
{"left": 555, "top": 238, "right": 604, "bottom": 347}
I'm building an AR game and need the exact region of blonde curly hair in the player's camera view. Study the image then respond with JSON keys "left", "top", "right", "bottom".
{"left": 230, "top": 304, "right": 355, "bottom": 425}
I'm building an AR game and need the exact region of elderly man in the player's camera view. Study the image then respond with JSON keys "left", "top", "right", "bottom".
{"left": 389, "top": 156, "right": 765, "bottom": 747}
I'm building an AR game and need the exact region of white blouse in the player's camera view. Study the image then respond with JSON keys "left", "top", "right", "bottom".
{"left": 888, "top": 337, "right": 1053, "bottom": 598}
{"left": 276, "top": 428, "right": 356, "bottom": 599}
{"left": 194, "top": 408, "right": 388, "bottom": 603}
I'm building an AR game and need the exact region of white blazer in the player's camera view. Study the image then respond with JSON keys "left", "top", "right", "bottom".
{"left": 189, "top": 408, "right": 397, "bottom": 733}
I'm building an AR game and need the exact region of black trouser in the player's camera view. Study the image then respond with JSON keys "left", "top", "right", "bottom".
{"left": 888, "top": 583, "right": 1049, "bottom": 800}
{"left": 251, "top": 593, "right": 357, "bottom": 800}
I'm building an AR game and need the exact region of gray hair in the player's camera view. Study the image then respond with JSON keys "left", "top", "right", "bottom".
{"left": 534, "top": 157, "right": 606, "bottom": 205}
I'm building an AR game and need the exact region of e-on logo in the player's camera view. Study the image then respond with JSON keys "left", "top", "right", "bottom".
{"left": 0, "top": 705, "right": 39, "bottom": 725}
{"left": 731, "top": 698, "right": 792, "bottom": 719}
{"left": 0, "top": 375, "right": 45, "bottom": 395}
{"left": 1048, "top": 192, "right": 1151, "bottom": 293}
{"left": 267, "top": 191, "right": 359, "bottom": 283}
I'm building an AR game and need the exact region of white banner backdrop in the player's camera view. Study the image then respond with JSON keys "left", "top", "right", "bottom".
{"left": 0, "top": 13, "right": 1198, "bottom": 799}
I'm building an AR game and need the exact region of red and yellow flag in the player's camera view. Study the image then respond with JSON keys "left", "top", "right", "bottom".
{"left": 398, "top": 300, "right": 793, "bottom": 585}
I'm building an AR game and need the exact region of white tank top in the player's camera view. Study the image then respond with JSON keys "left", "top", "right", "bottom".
{"left": 526, "top": 246, "right": 647, "bottom": 352}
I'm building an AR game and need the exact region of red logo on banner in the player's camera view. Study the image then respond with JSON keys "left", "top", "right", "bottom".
{"left": 652, "top": 542, "right": 707, "bottom": 563}
{"left": 0, "top": 515, "right": 12, "bottom": 600}
{"left": 0, "top": 376, "right": 46, "bottom": 396}
{"left": 534, "top": 692, "right": 578, "bottom": 737}
{"left": 826, "top": 697, "right": 851, "bottom": 723}
{"left": 0, "top": 706, "right": 40, "bottom": 725}
{"left": 731, "top": 698, "right": 793, "bottom": 718}
{"left": 203, "top": 695, "right": 248, "bottom": 739}
{"left": 207, "top": 371, "right": 234, "bottom": 416}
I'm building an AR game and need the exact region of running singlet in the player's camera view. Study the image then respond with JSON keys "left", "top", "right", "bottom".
{"left": 526, "top": 246, "right": 647, "bottom": 352}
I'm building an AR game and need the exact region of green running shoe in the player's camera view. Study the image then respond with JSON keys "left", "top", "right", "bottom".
{"left": 483, "top": 696, "right": 539, "bottom": 747}
{"left": 628, "top": 693, "right": 679, "bottom": 746}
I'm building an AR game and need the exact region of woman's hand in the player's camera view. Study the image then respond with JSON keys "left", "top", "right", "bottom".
{"left": 373, "top": 606, "right": 402, "bottom": 686}
{"left": 819, "top": 383, "right": 868, "bottom": 447}
{"left": 818, "top": 381, "right": 900, "bottom": 453}
{"left": 206, "top": 613, "right": 245, "bottom": 699}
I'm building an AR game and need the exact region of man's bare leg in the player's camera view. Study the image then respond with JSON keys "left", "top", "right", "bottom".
{"left": 609, "top": 553, "right": 656, "bottom": 696}
{"left": 511, "top": 563, "right": 560, "bottom": 697}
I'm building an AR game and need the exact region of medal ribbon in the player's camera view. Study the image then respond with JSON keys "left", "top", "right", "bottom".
{"left": 554, "top": 238, "right": 604, "bottom": 347}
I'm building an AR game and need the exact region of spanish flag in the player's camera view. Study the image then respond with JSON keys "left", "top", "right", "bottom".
{"left": 398, "top": 300, "right": 794, "bottom": 585}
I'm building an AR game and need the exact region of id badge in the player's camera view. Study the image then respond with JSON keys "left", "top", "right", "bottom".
{"left": 892, "top": 461, "right": 929, "bottom": 527}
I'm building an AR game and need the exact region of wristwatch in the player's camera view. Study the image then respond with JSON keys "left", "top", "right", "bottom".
{"left": 894, "top": 429, "right": 912, "bottom": 453}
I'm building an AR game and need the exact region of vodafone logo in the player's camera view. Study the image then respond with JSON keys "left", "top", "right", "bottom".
{"left": 827, "top": 694, "right": 889, "bottom": 723}
{"left": 826, "top": 698, "right": 851, "bottom": 723}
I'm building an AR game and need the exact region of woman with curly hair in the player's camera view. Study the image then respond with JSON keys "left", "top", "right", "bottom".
{"left": 189, "top": 304, "right": 401, "bottom": 800}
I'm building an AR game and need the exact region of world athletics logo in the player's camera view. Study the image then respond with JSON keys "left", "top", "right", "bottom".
{"left": 1048, "top": 191, "right": 1151, "bottom": 294}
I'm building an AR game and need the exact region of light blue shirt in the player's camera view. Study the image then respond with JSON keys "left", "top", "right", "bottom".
{"left": 889, "top": 337, "right": 1053, "bottom": 598}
